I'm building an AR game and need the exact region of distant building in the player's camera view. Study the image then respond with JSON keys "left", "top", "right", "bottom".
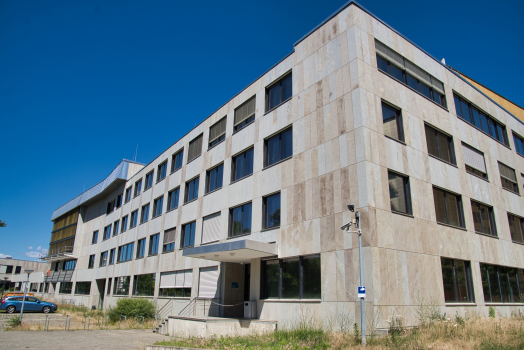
{"left": 0, "top": 257, "right": 50, "bottom": 293}
{"left": 39, "top": 0, "right": 524, "bottom": 332}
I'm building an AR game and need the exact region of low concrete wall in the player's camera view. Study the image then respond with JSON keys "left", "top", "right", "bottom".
{"left": 167, "top": 316, "right": 277, "bottom": 338}
{"left": 146, "top": 347, "right": 206, "bottom": 350}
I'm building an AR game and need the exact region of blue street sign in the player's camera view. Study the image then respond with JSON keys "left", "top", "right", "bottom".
{"left": 358, "top": 286, "right": 366, "bottom": 298}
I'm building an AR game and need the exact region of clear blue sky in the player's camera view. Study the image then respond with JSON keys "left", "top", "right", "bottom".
{"left": 1, "top": 0, "right": 523, "bottom": 260}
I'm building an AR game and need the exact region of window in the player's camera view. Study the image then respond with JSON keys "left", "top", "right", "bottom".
{"left": 130, "top": 210, "right": 138, "bottom": 228}
{"left": 88, "top": 255, "right": 95, "bottom": 269}
{"left": 39, "top": 283, "right": 44, "bottom": 292}
{"left": 63, "top": 260, "right": 76, "bottom": 271}
{"left": 462, "top": 143, "right": 488, "bottom": 179}
{"left": 230, "top": 203, "right": 252, "bottom": 237}
{"left": 125, "top": 187, "right": 132, "bottom": 203}
{"left": 134, "top": 179, "right": 142, "bottom": 197}
{"left": 209, "top": 117, "right": 226, "bottom": 148}
{"left": 157, "top": 161, "right": 167, "bottom": 182}
{"left": 266, "top": 73, "right": 292, "bottom": 112}
{"left": 153, "top": 196, "right": 164, "bottom": 218}
{"left": 375, "top": 40, "right": 446, "bottom": 108}
{"left": 167, "top": 188, "right": 180, "bottom": 211}
{"left": 425, "top": 124, "right": 456, "bottom": 164}
{"left": 264, "top": 128, "right": 292, "bottom": 167}
{"left": 433, "top": 187, "right": 465, "bottom": 228}
{"left": 202, "top": 212, "right": 221, "bottom": 244}
{"left": 453, "top": 93, "right": 509, "bottom": 145}
{"left": 163, "top": 228, "right": 176, "bottom": 252}
{"left": 136, "top": 238, "right": 146, "bottom": 259}
{"left": 187, "top": 134, "right": 203, "bottom": 163}
{"left": 149, "top": 234, "right": 159, "bottom": 255}
{"left": 388, "top": 171, "right": 412, "bottom": 215}
{"left": 145, "top": 171, "right": 154, "bottom": 190}
{"left": 171, "top": 149, "right": 184, "bottom": 173}
{"left": 181, "top": 222, "right": 196, "bottom": 248}
{"left": 159, "top": 270, "right": 192, "bottom": 297}
{"left": 471, "top": 201, "right": 497, "bottom": 237}
{"left": 109, "top": 249, "right": 116, "bottom": 265}
{"left": 440, "top": 258, "right": 474, "bottom": 302}
{"left": 480, "top": 263, "right": 524, "bottom": 303}
{"left": 513, "top": 133, "right": 524, "bottom": 157}
{"left": 263, "top": 193, "right": 281, "bottom": 229}
{"left": 100, "top": 251, "right": 108, "bottom": 267}
{"left": 15, "top": 266, "right": 21, "bottom": 274}
{"left": 116, "top": 193, "right": 123, "bottom": 208}
{"left": 508, "top": 214, "right": 524, "bottom": 244}
{"left": 117, "top": 243, "right": 134, "bottom": 262}
{"left": 184, "top": 177, "right": 199, "bottom": 203}
{"left": 262, "top": 255, "right": 320, "bottom": 299}
{"left": 140, "top": 203, "right": 150, "bottom": 223}
{"left": 381, "top": 102, "right": 404, "bottom": 142}
{"left": 234, "top": 95, "right": 256, "bottom": 132}
{"left": 107, "top": 278, "right": 112, "bottom": 295}
{"left": 103, "top": 224, "right": 111, "bottom": 240}
{"left": 106, "top": 199, "right": 115, "bottom": 214}
{"left": 113, "top": 220, "right": 120, "bottom": 236}
{"left": 75, "top": 282, "right": 91, "bottom": 295}
{"left": 59, "top": 282, "right": 73, "bottom": 294}
{"left": 92, "top": 230, "right": 98, "bottom": 244}
{"left": 113, "top": 276, "right": 131, "bottom": 296}
{"left": 5, "top": 266, "right": 13, "bottom": 274}
{"left": 206, "top": 164, "right": 224, "bottom": 193}
{"left": 121, "top": 215, "right": 128, "bottom": 232}
{"left": 133, "top": 274, "right": 156, "bottom": 296}
{"left": 232, "top": 147, "right": 254, "bottom": 182}
{"left": 499, "top": 162, "right": 519, "bottom": 194}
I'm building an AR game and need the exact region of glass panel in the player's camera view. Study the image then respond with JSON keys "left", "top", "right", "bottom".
{"left": 235, "top": 153, "right": 245, "bottom": 180}
{"left": 488, "top": 120, "right": 497, "bottom": 139}
{"left": 433, "top": 188, "right": 447, "bottom": 224}
{"left": 471, "top": 108, "right": 481, "bottom": 128}
{"left": 479, "top": 113, "right": 489, "bottom": 134}
{"left": 266, "top": 193, "right": 281, "bottom": 228}
{"left": 264, "top": 260, "right": 280, "bottom": 298}
{"left": 508, "top": 268, "right": 519, "bottom": 303}
{"left": 454, "top": 260, "right": 469, "bottom": 302}
{"left": 281, "top": 75, "right": 292, "bottom": 101}
{"left": 232, "top": 207, "right": 242, "bottom": 236}
{"left": 209, "top": 168, "right": 216, "bottom": 192}
{"left": 382, "top": 104, "right": 399, "bottom": 140}
{"left": 454, "top": 96, "right": 462, "bottom": 118}
{"left": 388, "top": 173, "right": 407, "bottom": 214}
{"left": 488, "top": 265, "right": 501, "bottom": 302}
{"left": 460, "top": 101, "right": 471, "bottom": 123}
{"left": 242, "top": 203, "right": 252, "bottom": 234}
{"left": 518, "top": 270, "right": 524, "bottom": 302}
{"left": 441, "top": 258, "right": 455, "bottom": 301}
{"left": 303, "top": 255, "right": 321, "bottom": 299}
{"left": 216, "top": 165, "right": 223, "bottom": 189}
{"left": 282, "top": 258, "right": 300, "bottom": 299}
{"left": 497, "top": 124, "right": 505, "bottom": 144}
{"left": 425, "top": 125, "right": 439, "bottom": 158}
{"left": 419, "top": 82, "right": 431, "bottom": 99}
{"left": 437, "top": 132, "right": 451, "bottom": 163}
{"left": 499, "top": 268, "right": 510, "bottom": 303}
{"left": 377, "top": 56, "right": 388, "bottom": 73}
{"left": 389, "top": 64, "right": 404, "bottom": 82}
{"left": 269, "top": 84, "right": 280, "bottom": 110}
{"left": 245, "top": 148, "right": 254, "bottom": 177}
{"left": 472, "top": 202, "right": 483, "bottom": 233}
{"left": 432, "top": 92, "right": 441, "bottom": 105}
{"left": 267, "top": 135, "right": 280, "bottom": 166}
{"left": 480, "top": 205, "right": 492, "bottom": 235}
{"left": 446, "top": 193, "right": 460, "bottom": 227}
{"left": 406, "top": 74, "right": 418, "bottom": 90}
{"left": 190, "top": 222, "right": 195, "bottom": 246}
{"left": 281, "top": 129, "right": 293, "bottom": 159}
{"left": 480, "top": 264, "right": 491, "bottom": 302}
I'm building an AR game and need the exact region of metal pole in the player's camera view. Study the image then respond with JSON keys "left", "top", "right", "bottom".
{"left": 358, "top": 229, "right": 366, "bottom": 346}
{"left": 19, "top": 274, "right": 30, "bottom": 324}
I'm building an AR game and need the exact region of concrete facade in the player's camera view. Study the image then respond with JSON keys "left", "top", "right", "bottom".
{"left": 0, "top": 258, "right": 50, "bottom": 293}
{"left": 40, "top": 1, "right": 524, "bottom": 332}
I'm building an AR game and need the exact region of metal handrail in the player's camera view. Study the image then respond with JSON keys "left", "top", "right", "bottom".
{"left": 84, "top": 315, "right": 90, "bottom": 330}
{"left": 155, "top": 299, "right": 174, "bottom": 320}
{"left": 119, "top": 315, "right": 126, "bottom": 330}
{"left": 101, "top": 315, "right": 109, "bottom": 331}
{"left": 178, "top": 297, "right": 196, "bottom": 317}
{"left": 136, "top": 316, "right": 144, "bottom": 330}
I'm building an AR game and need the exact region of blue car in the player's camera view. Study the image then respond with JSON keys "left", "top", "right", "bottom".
{"left": 0, "top": 296, "right": 58, "bottom": 314}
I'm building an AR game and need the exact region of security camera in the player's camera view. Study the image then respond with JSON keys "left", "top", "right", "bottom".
{"left": 347, "top": 205, "right": 354, "bottom": 212}
{"left": 340, "top": 222, "right": 352, "bottom": 231}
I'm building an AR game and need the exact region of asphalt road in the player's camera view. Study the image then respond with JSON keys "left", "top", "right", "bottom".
{"left": 0, "top": 330, "right": 172, "bottom": 350}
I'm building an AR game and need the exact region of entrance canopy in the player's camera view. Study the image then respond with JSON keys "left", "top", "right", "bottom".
{"left": 182, "top": 239, "right": 277, "bottom": 263}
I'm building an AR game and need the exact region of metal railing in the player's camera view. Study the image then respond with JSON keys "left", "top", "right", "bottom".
{"left": 40, "top": 246, "right": 74, "bottom": 259}
{"left": 136, "top": 316, "right": 144, "bottom": 330}
{"left": 119, "top": 315, "right": 127, "bottom": 330}
{"left": 178, "top": 298, "right": 222, "bottom": 318}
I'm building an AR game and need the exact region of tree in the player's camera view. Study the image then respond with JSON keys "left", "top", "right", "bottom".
{"left": 0, "top": 220, "right": 5, "bottom": 227}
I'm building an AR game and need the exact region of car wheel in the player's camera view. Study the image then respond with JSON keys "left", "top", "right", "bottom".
{"left": 6, "top": 306, "right": 15, "bottom": 314}
{"left": 42, "top": 306, "right": 51, "bottom": 314}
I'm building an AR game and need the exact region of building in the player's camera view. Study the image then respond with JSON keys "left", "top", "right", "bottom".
{"left": 0, "top": 257, "right": 50, "bottom": 294}
{"left": 39, "top": 1, "right": 524, "bottom": 332}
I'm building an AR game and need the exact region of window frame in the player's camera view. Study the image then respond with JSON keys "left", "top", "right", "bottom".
{"left": 149, "top": 233, "right": 160, "bottom": 256}
{"left": 167, "top": 187, "right": 180, "bottom": 211}
{"left": 265, "top": 72, "right": 292, "bottom": 113}
{"left": 130, "top": 210, "right": 138, "bottom": 228}
{"left": 263, "top": 192, "right": 281, "bottom": 230}
{"left": 387, "top": 170, "right": 413, "bottom": 216}
{"left": 231, "top": 147, "right": 254, "bottom": 182}
{"left": 181, "top": 221, "right": 196, "bottom": 248}
{"left": 88, "top": 254, "right": 95, "bottom": 269}
{"left": 234, "top": 95, "right": 256, "bottom": 132}
{"left": 134, "top": 179, "right": 142, "bottom": 197}
{"left": 432, "top": 186, "right": 466, "bottom": 228}
{"left": 513, "top": 132, "right": 524, "bottom": 157}
{"left": 121, "top": 215, "right": 128, "bottom": 233}
{"left": 498, "top": 161, "right": 519, "bottom": 194}
{"left": 157, "top": 161, "right": 168, "bottom": 182}
{"left": 136, "top": 238, "right": 146, "bottom": 259}
{"left": 471, "top": 200, "right": 497, "bottom": 237}
{"left": 208, "top": 116, "right": 227, "bottom": 149}
{"left": 187, "top": 134, "right": 203, "bottom": 163}
{"left": 480, "top": 263, "right": 524, "bottom": 303}
{"left": 140, "top": 203, "right": 150, "bottom": 224}
{"left": 264, "top": 127, "right": 293, "bottom": 168}
{"left": 205, "top": 163, "right": 224, "bottom": 194}
{"left": 229, "top": 202, "right": 253, "bottom": 237}
{"left": 508, "top": 213, "right": 524, "bottom": 244}
{"left": 153, "top": 196, "right": 164, "bottom": 218}
{"left": 171, "top": 148, "right": 184, "bottom": 173}
{"left": 116, "top": 193, "right": 123, "bottom": 208}
{"left": 440, "top": 257, "right": 475, "bottom": 303}
{"left": 381, "top": 101, "right": 405, "bottom": 142}
{"left": 117, "top": 243, "right": 134, "bottom": 263}
{"left": 424, "top": 124, "right": 457, "bottom": 165}
{"left": 184, "top": 176, "right": 200, "bottom": 203}
{"left": 103, "top": 224, "right": 112, "bottom": 241}
{"left": 125, "top": 186, "right": 132, "bottom": 203}
{"left": 112, "top": 220, "right": 119, "bottom": 236}
{"left": 109, "top": 249, "right": 116, "bottom": 265}
{"left": 92, "top": 230, "right": 98, "bottom": 244}
{"left": 144, "top": 171, "right": 154, "bottom": 191}
{"left": 100, "top": 251, "right": 108, "bottom": 267}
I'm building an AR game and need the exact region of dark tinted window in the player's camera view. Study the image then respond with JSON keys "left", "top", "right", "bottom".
{"left": 167, "top": 188, "right": 180, "bottom": 210}
{"left": 181, "top": 222, "right": 196, "bottom": 248}
{"left": 266, "top": 74, "right": 292, "bottom": 111}
{"left": 471, "top": 201, "right": 497, "bottom": 237}
{"left": 441, "top": 258, "right": 474, "bottom": 302}
{"left": 263, "top": 193, "right": 281, "bottom": 229}
{"left": 382, "top": 103, "right": 404, "bottom": 141}
{"left": 206, "top": 164, "right": 224, "bottom": 193}
{"left": 433, "top": 187, "right": 464, "bottom": 228}
{"left": 388, "top": 171, "right": 412, "bottom": 215}
{"left": 171, "top": 149, "right": 184, "bottom": 172}
{"left": 230, "top": 203, "right": 252, "bottom": 237}
{"left": 232, "top": 148, "right": 254, "bottom": 181}
{"left": 508, "top": 214, "right": 524, "bottom": 244}
{"left": 265, "top": 128, "right": 292, "bottom": 167}
{"left": 184, "top": 177, "right": 199, "bottom": 203}
{"left": 425, "top": 125, "right": 456, "bottom": 164}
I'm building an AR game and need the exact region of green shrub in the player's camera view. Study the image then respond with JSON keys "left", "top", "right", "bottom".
{"left": 489, "top": 306, "right": 496, "bottom": 318}
{"left": 106, "top": 298, "right": 156, "bottom": 322}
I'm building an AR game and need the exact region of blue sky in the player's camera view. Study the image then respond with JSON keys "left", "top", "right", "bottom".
{"left": 0, "top": 0, "right": 523, "bottom": 260}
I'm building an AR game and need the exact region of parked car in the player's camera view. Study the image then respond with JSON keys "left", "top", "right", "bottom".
{"left": 0, "top": 296, "right": 58, "bottom": 314}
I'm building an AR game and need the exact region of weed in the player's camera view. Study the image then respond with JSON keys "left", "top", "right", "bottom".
{"left": 489, "top": 305, "right": 496, "bottom": 318}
